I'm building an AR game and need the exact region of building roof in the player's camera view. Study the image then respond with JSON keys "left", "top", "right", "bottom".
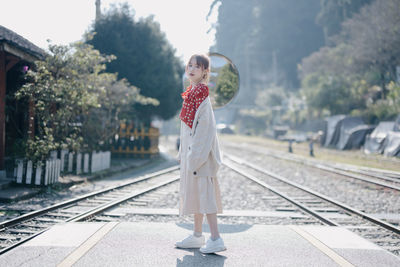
{"left": 0, "top": 25, "right": 46, "bottom": 60}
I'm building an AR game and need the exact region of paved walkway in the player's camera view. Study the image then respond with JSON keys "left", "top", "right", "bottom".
{"left": 1, "top": 222, "right": 399, "bottom": 266}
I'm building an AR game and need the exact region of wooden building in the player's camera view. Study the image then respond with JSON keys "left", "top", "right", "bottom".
{"left": 0, "top": 25, "right": 45, "bottom": 179}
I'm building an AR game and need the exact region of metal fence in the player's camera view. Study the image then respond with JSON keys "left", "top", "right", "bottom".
{"left": 112, "top": 124, "right": 159, "bottom": 157}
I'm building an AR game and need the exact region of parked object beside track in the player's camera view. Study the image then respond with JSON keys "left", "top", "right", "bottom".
{"left": 330, "top": 116, "right": 372, "bottom": 150}
{"left": 322, "top": 115, "right": 346, "bottom": 147}
{"left": 382, "top": 131, "right": 400, "bottom": 157}
{"left": 364, "top": 118, "right": 400, "bottom": 157}
{"left": 272, "top": 125, "right": 289, "bottom": 139}
{"left": 341, "top": 124, "right": 375, "bottom": 150}
{"left": 320, "top": 115, "right": 373, "bottom": 150}
{"left": 280, "top": 113, "right": 399, "bottom": 156}
{"left": 364, "top": 121, "right": 395, "bottom": 154}
{"left": 394, "top": 114, "right": 400, "bottom": 131}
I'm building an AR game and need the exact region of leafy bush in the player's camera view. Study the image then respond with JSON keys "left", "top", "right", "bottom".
{"left": 15, "top": 41, "right": 156, "bottom": 161}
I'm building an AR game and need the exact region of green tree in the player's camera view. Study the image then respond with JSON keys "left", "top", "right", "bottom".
{"left": 340, "top": 0, "right": 400, "bottom": 99}
{"left": 299, "top": 44, "right": 368, "bottom": 115}
{"left": 256, "top": 0, "right": 324, "bottom": 89}
{"left": 211, "top": 0, "right": 324, "bottom": 91}
{"left": 211, "top": 0, "right": 257, "bottom": 61}
{"left": 255, "top": 85, "right": 286, "bottom": 108}
{"left": 81, "top": 75, "right": 158, "bottom": 151}
{"left": 16, "top": 41, "right": 155, "bottom": 161}
{"left": 301, "top": 73, "right": 368, "bottom": 115}
{"left": 300, "top": 0, "right": 400, "bottom": 120}
{"left": 316, "top": 0, "right": 373, "bottom": 43}
{"left": 360, "top": 80, "right": 400, "bottom": 124}
{"left": 210, "top": 0, "right": 267, "bottom": 105}
{"left": 215, "top": 63, "right": 239, "bottom": 106}
{"left": 88, "top": 4, "right": 183, "bottom": 125}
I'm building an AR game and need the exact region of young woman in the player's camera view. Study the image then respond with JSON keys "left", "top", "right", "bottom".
{"left": 175, "top": 54, "right": 226, "bottom": 253}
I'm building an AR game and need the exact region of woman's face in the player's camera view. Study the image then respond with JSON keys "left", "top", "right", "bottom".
{"left": 186, "top": 57, "right": 205, "bottom": 84}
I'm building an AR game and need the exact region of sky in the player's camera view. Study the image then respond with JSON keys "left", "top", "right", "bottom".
{"left": 0, "top": 0, "right": 219, "bottom": 62}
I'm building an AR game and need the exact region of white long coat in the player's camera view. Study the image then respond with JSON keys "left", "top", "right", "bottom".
{"left": 177, "top": 96, "right": 223, "bottom": 215}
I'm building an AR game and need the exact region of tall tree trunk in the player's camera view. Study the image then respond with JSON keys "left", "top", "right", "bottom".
{"left": 0, "top": 52, "right": 6, "bottom": 172}
{"left": 381, "top": 72, "right": 386, "bottom": 100}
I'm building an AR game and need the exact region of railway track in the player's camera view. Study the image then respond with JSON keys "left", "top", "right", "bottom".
{"left": 223, "top": 142, "right": 400, "bottom": 190}
{"left": 0, "top": 165, "right": 180, "bottom": 255}
{"left": 223, "top": 153, "right": 400, "bottom": 256}
{"left": 2, "top": 144, "right": 399, "bottom": 257}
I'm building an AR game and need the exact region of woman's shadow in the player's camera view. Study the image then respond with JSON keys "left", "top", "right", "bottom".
{"left": 174, "top": 223, "right": 252, "bottom": 266}
{"left": 176, "top": 248, "right": 226, "bottom": 266}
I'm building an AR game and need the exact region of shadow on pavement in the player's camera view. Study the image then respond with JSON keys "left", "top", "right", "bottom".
{"left": 175, "top": 248, "right": 227, "bottom": 266}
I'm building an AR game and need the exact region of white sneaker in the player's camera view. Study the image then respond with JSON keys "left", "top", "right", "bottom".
{"left": 199, "top": 237, "right": 226, "bottom": 254}
{"left": 175, "top": 234, "right": 205, "bottom": 248}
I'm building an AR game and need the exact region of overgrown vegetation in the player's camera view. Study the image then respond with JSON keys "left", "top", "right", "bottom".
{"left": 15, "top": 41, "right": 157, "bottom": 162}
{"left": 300, "top": 0, "right": 400, "bottom": 123}
{"left": 88, "top": 4, "right": 183, "bottom": 125}
{"left": 12, "top": 3, "right": 184, "bottom": 162}
{"left": 211, "top": 0, "right": 400, "bottom": 130}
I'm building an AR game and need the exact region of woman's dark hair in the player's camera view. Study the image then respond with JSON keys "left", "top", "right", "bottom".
{"left": 186, "top": 54, "right": 210, "bottom": 82}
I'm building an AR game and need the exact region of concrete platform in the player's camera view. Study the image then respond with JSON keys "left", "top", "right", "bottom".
{"left": 0, "top": 222, "right": 399, "bottom": 267}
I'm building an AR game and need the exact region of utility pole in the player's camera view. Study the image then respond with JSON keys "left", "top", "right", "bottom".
{"left": 95, "top": 0, "right": 101, "bottom": 22}
{"left": 0, "top": 51, "right": 5, "bottom": 178}
{"left": 245, "top": 42, "right": 251, "bottom": 105}
{"left": 272, "top": 50, "right": 278, "bottom": 85}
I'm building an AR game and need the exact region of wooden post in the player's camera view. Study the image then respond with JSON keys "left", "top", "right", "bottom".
{"left": 0, "top": 51, "right": 6, "bottom": 173}
{"left": 26, "top": 160, "right": 33, "bottom": 184}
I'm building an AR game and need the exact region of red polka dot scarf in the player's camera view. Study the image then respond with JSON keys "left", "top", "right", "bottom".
{"left": 179, "top": 83, "right": 209, "bottom": 128}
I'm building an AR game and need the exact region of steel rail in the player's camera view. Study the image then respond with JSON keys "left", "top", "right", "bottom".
{"left": 264, "top": 149, "right": 400, "bottom": 187}
{"left": 224, "top": 143, "right": 400, "bottom": 190}
{"left": 0, "top": 165, "right": 179, "bottom": 230}
{"left": 312, "top": 163, "right": 400, "bottom": 191}
{"left": 0, "top": 165, "right": 179, "bottom": 255}
{"left": 67, "top": 176, "right": 179, "bottom": 222}
{"left": 223, "top": 161, "right": 339, "bottom": 226}
{"left": 225, "top": 153, "right": 400, "bottom": 235}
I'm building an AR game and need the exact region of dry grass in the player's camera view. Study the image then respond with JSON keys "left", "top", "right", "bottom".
{"left": 220, "top": 134, "right": 400, "bottom": 172}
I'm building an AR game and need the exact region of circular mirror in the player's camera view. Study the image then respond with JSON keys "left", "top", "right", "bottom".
{"left": 182, "top": 52, "right": 240, "bottom": 109}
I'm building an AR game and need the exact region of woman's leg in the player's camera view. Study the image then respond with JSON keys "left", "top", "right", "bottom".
{"left": 206, "top": 213, "right": 220, "bottom": 240}
{"left": 194, "top": 213, "right": 204, "bottom": 236}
